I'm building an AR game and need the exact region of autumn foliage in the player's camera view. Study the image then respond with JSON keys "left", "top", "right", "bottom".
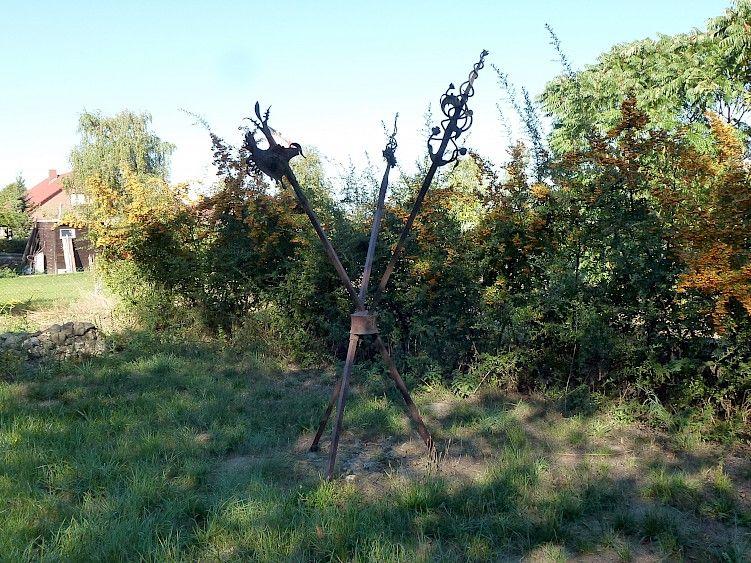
{"left": 652, "top": 113, "right": 751, "bottom": 327}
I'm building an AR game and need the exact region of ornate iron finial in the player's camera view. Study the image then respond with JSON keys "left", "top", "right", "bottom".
{"left": 382, "top": 113, "right": 398, "bottom": 168}
{"left": 244, "top": 102, "right": 304, "bottom": 181}
{"left": 428, "top": 50, "right": 489, "bottom": 166}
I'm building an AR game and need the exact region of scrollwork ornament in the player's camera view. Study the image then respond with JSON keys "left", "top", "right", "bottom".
{"left": 427, "top": 50, "right": 488, "bottom": 166}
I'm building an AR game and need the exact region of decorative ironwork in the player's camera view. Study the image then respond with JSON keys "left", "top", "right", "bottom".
{"left": 382, "top": 114, "right": 398, "bottom": 168}
{"left": 243, "top": 51, "right": 488, "bottom": 480}
{"left": 428, "top": 50, "right": 488, "bottom": 166}
{"left": 244, "top": 102, "right": 303, "bottom": 181}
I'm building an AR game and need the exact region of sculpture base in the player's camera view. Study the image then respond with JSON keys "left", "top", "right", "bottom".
{"left": 350, "top": 311, "right": 378, "bottom": 335}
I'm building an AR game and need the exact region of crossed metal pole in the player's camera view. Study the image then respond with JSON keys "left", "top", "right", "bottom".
{"left": 245, "top": 50, "right": 488, "bottom": 479}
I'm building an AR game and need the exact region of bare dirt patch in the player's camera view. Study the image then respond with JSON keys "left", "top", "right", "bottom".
{"left": 291, "top": 381, "right": 750, "bottom": 490}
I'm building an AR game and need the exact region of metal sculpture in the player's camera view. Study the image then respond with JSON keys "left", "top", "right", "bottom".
{"left": 244, "top": 50, "right": 488, "bottom": 479}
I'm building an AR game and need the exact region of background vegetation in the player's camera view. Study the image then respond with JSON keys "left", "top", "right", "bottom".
{"left": 0, "top": 176, "right": 31, "bottom": 253}
{"left": 62, "top": 3, "right": 751, "bottom": 428}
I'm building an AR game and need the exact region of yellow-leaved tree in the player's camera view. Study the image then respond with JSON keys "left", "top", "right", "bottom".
{"left": 654, "top": 113, "right": 751, "bottom": 328}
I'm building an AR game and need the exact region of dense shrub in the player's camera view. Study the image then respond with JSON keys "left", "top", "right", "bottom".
{"left": 79, "top": 102, "right": 749, "bottom": 418}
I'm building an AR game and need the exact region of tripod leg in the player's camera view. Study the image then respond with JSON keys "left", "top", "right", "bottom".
{"left": 327, "top": 334, "right": 360, "bottom": 479}
{"left": 309, "top": 375, "right": 343, "bottom": 452}
{"left": 374, "top": 335, "right": 435, "bottom": 456}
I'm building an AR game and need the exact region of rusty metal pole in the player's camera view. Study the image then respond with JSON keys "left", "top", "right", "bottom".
{"left": 359, "top": 116, "right": 398, "bottom": 303}
{"left": 374, "top": 335, "right": 435, "bottom": 453}
{"left": 374, "top": 150, "right": 444, "bottom": 301}
{"left": 244, "top": 103, "right": 361, "bottom": 306}
{"left": 327, "top": 333, "right": 360, "bottom": 479}
{"left": 309, "top": 118, "right": 399, "bottom": 455}
{"left": 284, "top": 174, "right": 361, "bottom": 306}
{"left": 375, "top": 50, "right": 488, "bottom": 302}
{"left": 309, "top": 376, "right": 343, "bottom": 452}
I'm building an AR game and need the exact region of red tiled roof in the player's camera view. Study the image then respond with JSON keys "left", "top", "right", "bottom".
{"left": 26, "top": 169, "right": 71, "bottom": 207}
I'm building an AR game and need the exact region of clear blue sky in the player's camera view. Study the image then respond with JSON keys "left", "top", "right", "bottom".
{"left": 0, "top": 0, "right": 731, "bottom": 190}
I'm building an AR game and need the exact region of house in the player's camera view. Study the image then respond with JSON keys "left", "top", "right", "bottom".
{"left": 22, "top": 169, "right": 95, "bottom": 274}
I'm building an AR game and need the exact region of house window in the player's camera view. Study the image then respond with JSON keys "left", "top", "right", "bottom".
{"left": 70, "top": 193, "right": 86, "bottom": 205}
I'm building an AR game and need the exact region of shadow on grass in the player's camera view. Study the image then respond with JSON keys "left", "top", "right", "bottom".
{"left": 0, "top": 332, "right": 749, "bottom": 561}
{"left": 1, "top": 298, "right": 59, "bottom": 317}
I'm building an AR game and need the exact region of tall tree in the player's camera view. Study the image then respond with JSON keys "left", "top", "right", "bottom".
{"left": 708, "top": 0, "right": 751, "bottom": 91}
{"left": 66, "top": 110, "right": 178, "bottom": 249}
{"left": 66, "top": 110, "right": 187, "bottom": 305}
{"left": 542, "top": 1, "right": 751, "bottom": 154}
{"left": 68, "top": 110, "right": 174, "bottom": 194}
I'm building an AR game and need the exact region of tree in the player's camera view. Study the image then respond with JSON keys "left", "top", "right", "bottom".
{"left": 542, "top": 4, "right": 751, "bottom": 154}
{"left": 67, "top": 109, "right": 179, "bottom": 251}
{"left": 65, "top": 110, "right": 193, "bottom": 325}
{"left": 0, "top": 175, "right": 31, "bottom": 238}
{"left": 708, "top": 0, "right": 751, "bottom": 91}
{"left": 652, "top": 112, "right": 751, "bottom": 328}
{"left": 68, "top": 110, "right": 174, "bottom": 195}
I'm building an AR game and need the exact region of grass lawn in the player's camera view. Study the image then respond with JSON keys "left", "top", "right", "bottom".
{"left": 1, "top": 334, "right": 749, "bottom": 561}
{"left": 0, "top": 272, "right": 114, "bottom": 333}
{"left": 0, "top": 272, "right": 96, "bottom": 309}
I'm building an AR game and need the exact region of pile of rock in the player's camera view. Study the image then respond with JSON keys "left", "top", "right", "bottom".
{"left": 0, "top": 322, "right": 106, "bottom": 361}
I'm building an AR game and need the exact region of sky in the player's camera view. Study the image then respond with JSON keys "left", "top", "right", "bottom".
{"left": 0, "top": 0, "right": 731, "bottom": 191}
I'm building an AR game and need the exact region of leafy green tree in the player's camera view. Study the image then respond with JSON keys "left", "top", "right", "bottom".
{"left": 708, "top": 0, "right": 751, "bottom": 91}
{"left": 65, "top": 110, "right": 192, "bottom": 328}
{"left": 66, "top": 110, "right": 179, "bottom": 260}
{"left": 0, "top": 176, "right": 31, "bottom": 238}
{"left": 68, "top": 110, "right": 174, "bottom": 194}
{"left": 542, "top": 2, "right": 751, "bottom": 154}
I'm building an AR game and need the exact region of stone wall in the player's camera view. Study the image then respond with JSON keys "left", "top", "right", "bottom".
{"left": 0, "top": 322, "right": 106, "bottom": 361}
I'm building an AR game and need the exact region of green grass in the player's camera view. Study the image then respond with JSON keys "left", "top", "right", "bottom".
{"left": 0, "top": 334, "right": 749, "bottom": 561}
{"left": 0, "top": 272, "right": 95, "bottom": 313}
{"left": 0, "top": 272, "right": 111, "bottom": 334}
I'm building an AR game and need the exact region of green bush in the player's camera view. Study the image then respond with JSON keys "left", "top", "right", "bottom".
{"left": 101, "top": 118, "right": 749, "bottom": 419}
